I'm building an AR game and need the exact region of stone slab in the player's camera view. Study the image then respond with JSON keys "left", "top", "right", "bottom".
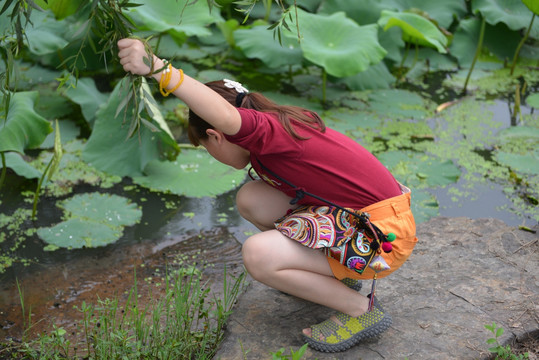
{"left": 214, "top": 217, "right": 538, "bottom": 359}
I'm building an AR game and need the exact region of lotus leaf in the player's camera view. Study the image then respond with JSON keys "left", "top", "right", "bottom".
{"left": 0, "top": 91, "right": 53, "bottom": 153}
{"left": 378, "top": 10, "right": 448, "bottom": 53}
{"left": 234, "top": 25, "right": 303, "bottom": 68}
{"left": 526, "top": 93, "right": 539, "bottom": 108}
{"left": 410, "top": 188, "right": 439, "bottom": 224}
{"left": 4, "top": 152, "right": 42, "bottom": 179}
{"left": 127, "top": 0, "right": 223, "bottom": 39}
{"left": 377, "top": 150, "right": 460, "bottom": 188}
{"left": 24, "top": 10, "right": 69, "bottom": 55}
{"left": 64, "top": 77, "right": 109, "bottom": 127}
{"left": 473, "top": 0, "right": 539, "bottom": 34}
{"left": 83, "top": 78, "right": 179, "bottom": 178}
{"left": 523, "top": 0, "right": 539, "bottom": 14}
{"left": 292, "top": 9, "right": 386, "bottom": 77}
{"left": 48, "top": 0, "right": 84, "bottom": 20}
{"left": 494, "top": 126, "right": 539, "bottom": 175}
{"left": 367, "top": 89, "right": 434, "bottom": 120}
{"left": 37, "top": 192, "right": 142, "bottom": 249}
{"left": 339, "top": 62, "right": 395, "bottom": 91}
{"left": 133, "top": 149, "right": 246, "bottom": 197}
{"left": 495, "top": 151, "right": 539, "bottom": 175}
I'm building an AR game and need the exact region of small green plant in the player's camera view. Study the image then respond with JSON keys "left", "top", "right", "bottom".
{"left": 270, "top": 343, "right": 309, "bottom": 360}
{"left": 485, "top": 322, "right": 529, "bottom": 360}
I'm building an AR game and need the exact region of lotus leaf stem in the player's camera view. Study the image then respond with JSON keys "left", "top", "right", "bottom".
{"left": 510, "top": 14, "right": 535, "bottom": 76}
{"left": 0, "top": 152, "right": 5, "bottom": 191}
{"left": 463, "top": 16, "right": 486, "bottom": 94}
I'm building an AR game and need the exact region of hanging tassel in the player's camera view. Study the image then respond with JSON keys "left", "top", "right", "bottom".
{"left": 369, "top": 273, "right": 377, "bottom": 311}
{"left": 368, "top": 255, "right": 390, "bottom": 311}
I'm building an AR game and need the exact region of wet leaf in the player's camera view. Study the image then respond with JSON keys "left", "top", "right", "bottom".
{"left": 133, "top": 149, "right": 247, "bottom": 197}
{"left": 37, "top": 192, "right": 142, "bottom": 249}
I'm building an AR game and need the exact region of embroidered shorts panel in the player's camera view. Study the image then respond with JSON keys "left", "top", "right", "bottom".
{"left": 327, "top": 186, "right": 417, "bottom": 280}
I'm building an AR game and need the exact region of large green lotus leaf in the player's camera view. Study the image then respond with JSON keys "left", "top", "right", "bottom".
{"left": 387, "top": 0, "right": 467, "bottom": 29}
{"left": 37, "top": 193, "right": 141, "bottom": 249}
{"left": 0, "top": 91, "right": 53, "bottom": 153}
{"left": 133, "top": 149, "right": 246, "bottom": 197}
{"left": 523, "top": 0, "right": 539, "bottom": 14}
{"left": 292, "top": 9, "right": 386, "bottom": 77}
{"left": 526, "top": 93, "right": 539, "bottom": 108}
{"left": 83, "top": 78, "right": 179, "bottom": 177}
{"left": 234, "top": 26, "right": 303, "bottom": 68}
{"left": 493, "top": 126, "right": 539, "bottom": 175}
{"left": 378, "top": 10, "right": 448, "bottom": 53}
{"left": 377, "top": 150, "right": 461, "bottom": 188}
{"left": 60, "top": 192, "right": 142, "bottom": 226}
{"left": 319, "top": 0, "right": 466, "bottom": 29}
{"left": 4, "top": 152, "right": 42, "bottom": 179}
{"left": 449, "top": 18, "right": 521, "bottom": 66}
{"left": 37, "top": 218, "right": 121, "bottom": 249}
{"left": 495, "top": 151, "right": 539, "bottom": 174}
{"left": 410, "top": 188, "right": 439, "bottom": 224}
{"left": 24, "top": 10, "right": 69, "bottom": 55}
{"left": 127, "top": 0, "right": 223, "bottom": 38}
{"left": 367, "top": 89, "right": 433, "bottom": 120}
{"left": 48, "top": 0, "right": 84, "bottom": 20}
{"left": 339, "top": 62, "right": 395, "bottom": 91}
{"left": 318, "top": 0, "right": 395, "bottom": 25}
{"left": 64, "top": 77, "right": 109, "bottom": 127}
{"left": 473, "top": 0, "right": 539, "bottom": 33}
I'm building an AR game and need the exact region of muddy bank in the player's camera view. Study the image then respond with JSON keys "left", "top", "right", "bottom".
{"left": 0, "top": 227, "right": 244, "bottom": 343}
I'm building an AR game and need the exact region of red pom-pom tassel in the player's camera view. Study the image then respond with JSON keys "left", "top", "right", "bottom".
{"left": 382, "top": 241, "right": 393, "bottom": 253}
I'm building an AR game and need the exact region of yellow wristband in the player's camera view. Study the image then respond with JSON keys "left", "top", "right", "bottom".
{"left": 159, "top": 63, "right": 172, "bottom": 96}
{"left": 163, "top": 68, "right": 184, "bottom": 96}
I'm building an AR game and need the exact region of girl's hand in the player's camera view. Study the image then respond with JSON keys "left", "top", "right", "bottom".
{"left": 117, "top": 38, "right": 161, "bottom": 76}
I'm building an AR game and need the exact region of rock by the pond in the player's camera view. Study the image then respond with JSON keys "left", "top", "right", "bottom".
{"left": 214, "top": 217, "right": 538, "bottom": 360}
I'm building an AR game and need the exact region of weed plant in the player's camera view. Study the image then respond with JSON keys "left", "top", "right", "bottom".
{"left": 1, "top": 264, "right": 246, "bottom": 359}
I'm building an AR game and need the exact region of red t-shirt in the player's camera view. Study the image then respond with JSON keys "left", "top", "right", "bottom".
{"left": 225, "top": 108, "right": 401, "bottom": 209}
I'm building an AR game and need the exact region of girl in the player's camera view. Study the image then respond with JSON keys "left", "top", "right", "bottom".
{"left": 117, "top": 38, "right": 417, "bottom": 353}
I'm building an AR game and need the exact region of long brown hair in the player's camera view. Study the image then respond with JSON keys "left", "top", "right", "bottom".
{"left": 187, "top": 80, "right": 326, "bottom": 146}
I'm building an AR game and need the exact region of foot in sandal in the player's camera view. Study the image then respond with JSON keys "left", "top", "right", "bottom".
{"left": 302, "top": 295, "right": 391, "bottom": 353}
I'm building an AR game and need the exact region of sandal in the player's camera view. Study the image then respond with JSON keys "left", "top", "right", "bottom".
{"left": 340, "top": 278, "right": 362, "bottom": 291}
{"left": 303, "top": 295, "right": 391, "bottom": 353}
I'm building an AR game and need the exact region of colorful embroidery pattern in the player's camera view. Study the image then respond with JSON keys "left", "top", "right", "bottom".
{"left": 275, "top": 205, "right": 376, "bottom": 274}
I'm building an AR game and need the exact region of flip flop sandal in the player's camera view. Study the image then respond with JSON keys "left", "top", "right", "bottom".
{"left": 340, "top": 278, "right": 362, "bottom": 291}
{"left": 303, "top": 295, "right": 391, "bottom": 353}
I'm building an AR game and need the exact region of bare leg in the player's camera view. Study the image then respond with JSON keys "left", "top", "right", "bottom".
{"left": 236, "top": 180, "right": 370, "bottom": 338}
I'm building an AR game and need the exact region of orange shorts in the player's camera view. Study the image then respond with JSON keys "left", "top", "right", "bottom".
{"left": 327, "top": 185, "right": 417, "bottom": 280}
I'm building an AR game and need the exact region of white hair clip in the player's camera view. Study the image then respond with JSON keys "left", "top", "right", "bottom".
{"left": 224, "top": 79, "right": 248, "bottom": 93}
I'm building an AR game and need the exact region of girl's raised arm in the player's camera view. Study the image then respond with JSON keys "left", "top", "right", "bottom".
{"left": 117, "top": 38, "right": 241, "bottom": 135}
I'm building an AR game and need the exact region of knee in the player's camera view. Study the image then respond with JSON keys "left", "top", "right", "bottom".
{"left": 242, "top": 235, "right": 271, "bottom": 281}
